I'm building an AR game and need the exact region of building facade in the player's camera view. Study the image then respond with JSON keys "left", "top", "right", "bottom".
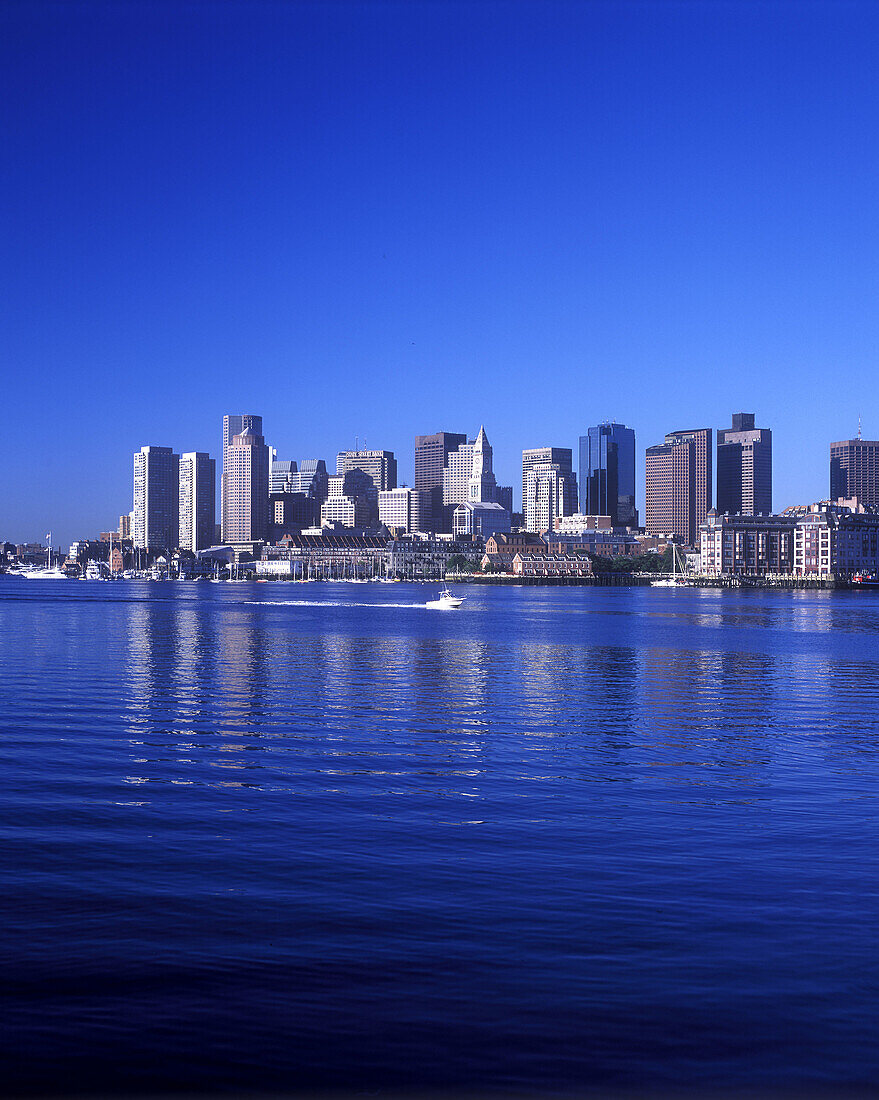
{"left": 452, "top": 501, "right": 511, "bottom": 539}
{"left": 223, "top": 424, "right": 269, "bottom": 543}
{"left": 222, "top": 414, "right": 264, "bottom": 541}
{"left": 378, "top": 488, "right": 432, "bottom": 534}
{"left": 335, "top": 450, "right": 397, "bottom": 493}
{"left": 133, "top": 445, "right": 179, "bottom": 551}
{"left": 178, "top": 451, "right": 216, "bottom": 552}
{"left": 522, "top": 461, "right": 578, "bottom": 533}
{"left": 645, "top": 427, "right": 712, "bottom": 546}
{"left": 414, "top": 431, "right": 467, "bottom": 532}
{"left": 716, "top": 413, "right": 772, "bottom": 515}
{"left": 700, "top": 511, "right": 794, "bottom": 576}
{"left": 830, "top": 437, "right": 879, "bottom": 506}
{"left": 579, "top": 422, "right": 636, "bottom": 526}
{"left": 270, "top": 459, "right": 298, "bottom": 494}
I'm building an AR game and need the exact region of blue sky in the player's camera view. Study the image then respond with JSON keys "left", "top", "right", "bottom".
{"left": 2, "top": 0, "right": 878, "bottom": 545}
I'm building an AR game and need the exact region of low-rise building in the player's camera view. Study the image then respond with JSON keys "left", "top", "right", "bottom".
{"left": 453, "top": 501, "right": 511, "bottom": 539}
{"left": 512, "top": 553, "right": 592, "bottom": 578}
{"left": 700, "top": 511, "right": 795, "bottom": 576}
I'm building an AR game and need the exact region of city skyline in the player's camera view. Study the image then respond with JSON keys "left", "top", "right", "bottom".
{"left": 4, "top": 1, "right": 879, "bottom": 544}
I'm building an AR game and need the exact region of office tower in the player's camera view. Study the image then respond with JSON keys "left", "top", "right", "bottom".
{"left": 444, "top": 428, "right": 496, "bottom": 506}
{"left": 335, "top": 450, "right": 397, "bottom": 492}
{"left": 830, "top": 435, "right": 879, "bottom": 506}
{"left": 579, "top": 423, "right": 636, "bottom": 527}
{"left": 118, "top": 514, "right": 130, "bottom": 539}
{"left": 222, "top": 415, "right": 264, "bottom": 541}
{"left": 716, "top": 413, "right": 772, "bottom": 515}
{"left": 415, "top": 431, "right": 467, "bottom": 531}
{"left": 294, "top": 459, "right": 329, "bottom": 503}
{"left": 270, "top": 459, "right": 298, "bottom": 494}
{"left": 645, "top": 427, "right": 712, "bottom": 545}
{"left": 223, "top": 423, "right": 269, "bottom": 543}
{"left": 178, "top": 452, "right": 216, "bottom": 552}
{"left": 378, "top": 488, "right": 432, "bottom": 533}
{"left": 522, "top": 448, "right": 577, "bottom": 517}
{"left": 133, "top": 445, "right": 179, "bottom": 550}
{"left": 523, "top": 463, "right": 578, "bottom": 533}
{"left": 269, "top": 492, "right": 317, "bottom": 541}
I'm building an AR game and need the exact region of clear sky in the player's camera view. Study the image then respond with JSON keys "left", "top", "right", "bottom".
{"left": 3, "top": 0, "right": 878, "bottom": 545}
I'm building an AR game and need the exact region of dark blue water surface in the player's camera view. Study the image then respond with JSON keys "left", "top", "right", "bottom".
{"left": 2, "top": 578, "right": 879, "bottom": 1097}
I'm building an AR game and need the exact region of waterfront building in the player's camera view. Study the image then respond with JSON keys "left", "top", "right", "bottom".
{"left": 133, "top": 445, "right": 179, "bottom": 551}
{"left": 336, "top": 449, "right": 397, "bottom": 492}
{"left": 512, "top": 553, "right": 593, "bottom": 579}
{"left": 222, "top": 414, "right": 264, "bottom": 541}
{"left": 178, "top": 451, "right": 216, "bottom": 553}
{"left": 645, "top": 427, "right": 712, "bottom": 546}
{"left": 415, "top": 431, "right": 467, "bottom": 532}
{"left": 700, "top": 510, "right": 794, "bottom": 576}
{"left": 378, "top": 488, "right": 432, "bottom": 534}
{"left": 716, "top": 413, "right": 772, "bottom": 515}
{"left": 579, "top": 423, "right": 636, "bottom": 526}
{"left": 452, "top": 501, "right": 511, "bottom": 539}
{"left": 223, "top": 423, "right": 269, "bottom": 543}
{"left": 830, "top": 435, "right": 879, "bottom": 506}
{"left": 270, "top": 459, "right": 298, "bottom": 494}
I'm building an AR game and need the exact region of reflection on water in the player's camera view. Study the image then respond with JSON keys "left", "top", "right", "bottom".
{"left": 5, "top": 580, "right": 879, "bottom": 1096}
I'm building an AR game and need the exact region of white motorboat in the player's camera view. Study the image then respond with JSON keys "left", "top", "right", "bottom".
{"left": 425, "top": 586, "right": 465, "bottom": 610}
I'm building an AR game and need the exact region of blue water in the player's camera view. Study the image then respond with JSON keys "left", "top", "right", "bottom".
{"left": 2, "top": 578, "right": 879, "bottom": 1096}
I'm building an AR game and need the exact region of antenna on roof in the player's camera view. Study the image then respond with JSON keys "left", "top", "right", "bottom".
{"left": 858, "top": 415, "right": 862, "bottom": 440}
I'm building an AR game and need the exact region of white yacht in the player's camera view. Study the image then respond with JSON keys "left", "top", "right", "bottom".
{"left": 425, "top": 586, "right": 465, "bottom": 610}
{"left": 652, "top": 544, "right": 689, "bottom": 587}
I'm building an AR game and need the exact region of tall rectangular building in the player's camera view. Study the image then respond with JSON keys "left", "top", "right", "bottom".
{"left": 222, "top": 421, "right": 269, "bottom": 543}
{"left": 522, "top": 448, "right": 577, "bottom": 532}
{"left": 222, "top": 415, "right": 264, "bottom": 541}
{"left": 133, "top": 445, "right": 180, "bottom": 551}
{"left": 415, "top": 431, "right": 467, "bottom": 532}
{"left": 716, "top": 413, "right": 772, "bottom": 516}
{"left": 335, "top": 450, "right": 397, "bottom": 492}
{"left": 830, "top": 436, "right": 879, "bottom": 506}
{"left": 645, "top": 426, "right": 713, "bottom": 546}
{"left": 579, "top": 423, "right": 636, "bottom": 526}
{"left": 179, "top": 452, "right": 216, "bottom": 552}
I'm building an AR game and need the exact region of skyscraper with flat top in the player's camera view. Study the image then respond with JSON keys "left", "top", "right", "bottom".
{"left": 133, "top": 445, "right": 179, "bottom": 551}
{"left": 179, "top": 452, "right": 216, "bottom": 552}
{"left": 830, "top": 435, "right": 879, "bottom": 506}
{"left": 335, "top": 450, "right": 397, "bottom": 492}
{"left": 645, "top": 427, "right": 712, "bottom": 546}
{"left": 717, "top": 413, "right": 772, "bottom": 515}
{"left": 522, "top": 448, "right": 577, "bottom": 532}
{"left": 579, "top": 423, "right": 636, "bottom": 526}
{"left": 223, "top": 422, "right": 269, "bottom": 543}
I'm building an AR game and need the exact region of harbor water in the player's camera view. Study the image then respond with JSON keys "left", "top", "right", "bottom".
{"left": 2, "top": 578, "right": 879, "bottom": 1096}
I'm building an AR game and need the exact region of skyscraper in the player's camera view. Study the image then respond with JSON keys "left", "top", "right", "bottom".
{"left": 222, "top": 422, "right": 269, "bottom": 543}
{"left": 335, "top": 449, "right": 397, "bottom": 492}
{"left": 468, "top": 426, "right": 497, "bottom": 502}
{"left": 523, "top": 446, "right": 576, "bottom": 514}
{"left": 579, "top": 423, "right": 636, "bottom": 526}
{"left": 645, "top": 427, "right": 712, "bottom": 545}
{"left": 414, "top": 431, "right": 467, "bottom": 531}
{"left": 716, "top": 413, "right": 772, "bottom": 515}
{"left": 222, "top": 415, "right": 264, "bottom": 541}
{"left": 270, "top": 459, "right": 298, "bottom": 494}
{"left": 178, "top": 452, "right": 216, "bottom": 552}
{"left": 830, "top": 435, "right": 879, "bottom": 506}
{"left": 133, "top": 445, "right": 179, "bottom": 551}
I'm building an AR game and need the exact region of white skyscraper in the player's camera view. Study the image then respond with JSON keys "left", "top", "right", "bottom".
{"left": 179, "top": 452, "right": 216, "bottom": 552}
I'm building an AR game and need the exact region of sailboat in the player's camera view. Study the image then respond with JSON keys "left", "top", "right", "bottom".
{"left": 651, "top": 544, "right": 688, "bottom": 587}
{"left": 23, "top": 533, "right": 69, "bottom": 579}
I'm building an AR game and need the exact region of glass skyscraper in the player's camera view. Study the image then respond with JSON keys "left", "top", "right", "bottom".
{"left": 579, "top": 422, "right": 636, "bottom": 526}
